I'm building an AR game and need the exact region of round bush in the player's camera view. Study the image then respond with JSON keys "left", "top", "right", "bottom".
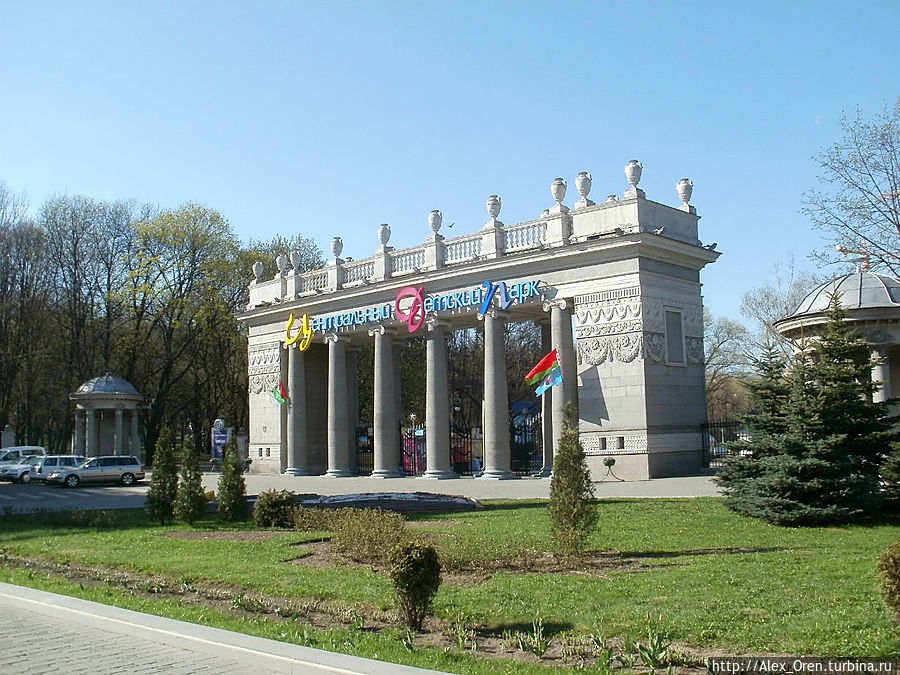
{"left": 878, "top": 539, "right": 900, "bottom": 623}
{"left": 253, "top": 489, "right": 297, "bottom": 528}
{"left": 389, "top": 541, "right": 441, "bottom": 631}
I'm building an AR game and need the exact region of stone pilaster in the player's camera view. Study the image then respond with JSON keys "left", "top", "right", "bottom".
{"left": 479, "top": 310, "right": 515, "bottom": 479}
{"left": 370, "top": 326, "right": 402, "bottom": 477}
{"left": 423, "top": 318, "right": 456, "bottom": 478}
{"left": 325, "top": 334, "right": 353, "bottom": 476}
{"left": 285, "top": 347, "right": 311, "bottom": 475}
{"left": 130, "top": 413, "right": 140, "bottom": 458}
{"left": 74, "top": 410, "right": 85, "bottom": 455}
{"left": 86, "top": 409, "right": 97, "bottom": 456}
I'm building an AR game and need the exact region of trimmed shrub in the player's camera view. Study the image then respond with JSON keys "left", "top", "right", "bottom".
{"left": 253, "top": 489, "right": 297, "bottom": 528}
{"left": 293, "top": 506, "right": 338, "bottom": 532}
{"left": 878, "top": 539, "right": 900, "bottom": 624}
{"left": 174, "top": 432, "right": 206, "bottom": 525}
{"left": 146, "top": 427, "right": 177, "bottom": 525}
{"left": 216, "top": 438, "right": 249, "bottom": 522}
{"left": 548, "top": 404, "right": 598, "bottom": 556}
{"left": 390, "top": 541, "right": 441, "bottom": 631}
{"left": 330, "top": 507, "right": 408, "bottom": 565}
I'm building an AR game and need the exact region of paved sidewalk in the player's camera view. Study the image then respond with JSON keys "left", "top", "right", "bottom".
{"left": 211, "top": 473, "right": 721, "bottom": 501}
{"left": 0, "top": 582, "right": 443, "bottom": 675}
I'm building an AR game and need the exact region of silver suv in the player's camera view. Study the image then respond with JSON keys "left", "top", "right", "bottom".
{"left": 32, "top": 455, "right": 87, "bottom": 482}
{"left": 46, "top": 455, "right": 145, "bottom": 488}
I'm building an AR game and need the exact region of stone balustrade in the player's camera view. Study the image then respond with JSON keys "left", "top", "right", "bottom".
{"left": 247, "top": 163, "right": 701, "bottom": 308}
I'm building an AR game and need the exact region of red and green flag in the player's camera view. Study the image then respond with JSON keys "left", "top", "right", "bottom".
{"left": 524, "top": 349, "right": 559, "bottom": 385}
{"left": 272, "top": 381, "right": 288, "bottom": 404}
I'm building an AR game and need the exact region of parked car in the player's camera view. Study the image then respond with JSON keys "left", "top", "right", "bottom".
{"left": 46, "top": 455, "right": 145, "bottom": 488}
{"left": 0, "top": 455, "right": 44, "bottom": 483}
{"left": 0, "top": 446, "right": 46, "bottom": 463}
{"left": 32, "top": 455, "right": 87, "bottom": 482}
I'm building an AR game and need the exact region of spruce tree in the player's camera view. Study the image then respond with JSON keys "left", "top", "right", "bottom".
{"left": 216, "top": 437, "right": 248, "bottom": 521}
{"left": 719, "top": 295, "right": 894, "bottom": 525}
{"left": 548, "top": 404, "right": 598, "bottom": 556}
{"left": 174, "top": 431, "right": 207, "bottom": 525}
{"left": 146, "top": 427, "right": 177, "bottom": 525}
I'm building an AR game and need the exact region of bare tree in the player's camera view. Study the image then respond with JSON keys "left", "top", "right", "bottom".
{"left": 804, "top": 97, "right": 900, "bottom": 274}
{"left": 703, "top": 308, "right": 751, "bottom": 420}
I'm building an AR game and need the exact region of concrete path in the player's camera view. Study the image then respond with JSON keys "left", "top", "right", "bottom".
{"left": 218, "top": 473, "right": 721, "bottom": 500}
{"left": 0, "top": 582, "right": 443, "bottom": 675}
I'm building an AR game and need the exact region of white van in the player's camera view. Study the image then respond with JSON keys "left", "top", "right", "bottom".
{"left": 0, "top": 446, "right": 46, "bottom": 463}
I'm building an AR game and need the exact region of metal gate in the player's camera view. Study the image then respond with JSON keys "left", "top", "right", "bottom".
{"left": 701, "top": 420, "right": 743, "bottom": 468}
{"left": 355, "top": 424, "right": 374, "bottom": 475}
{"left": 402, "top": 422, "right": 427, "bottom": 475}
{"left": 510, "top": 415, "right": 542, "bottom": 475}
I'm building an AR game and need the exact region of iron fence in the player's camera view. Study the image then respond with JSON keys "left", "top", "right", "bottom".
{"left": 701, "top": 419, "right": 744, "bottom": 468}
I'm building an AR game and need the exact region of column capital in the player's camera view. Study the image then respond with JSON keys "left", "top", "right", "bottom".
{"left": 477, "top": 309, "right": 510, "bottom": 322}
{"left": 324, "top": 333, "right": 350, "bottom": 344}
{"left": 426, "top": 316, "right": 452, "bottom": 331}
{"left": 542, "top": 298, "right": 570, "bottom": 312}
{"left": 368, "top": 324, "right": 398, "bottom": 338}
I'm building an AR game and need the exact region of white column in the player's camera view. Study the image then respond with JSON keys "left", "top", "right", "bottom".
{"left": 286, "top": 346, "right": 311, "bottom": 475}
{"left": 370, "top": 326, "right": 402, "bottom": 477}
{"left": 479, "top": 310, "right": 515, "bottom": 479}
{"left": 423, "top": 318, "right": 456, "bottom": 479}
{"left": 872, "top": 347, "right": 892, "bottom": 403}
{"left": 86, "top": 409, "right": 98, "bottom": 456}
{"left": 74, "top": 410, "right": 85, "bottom": 455}
{"left": 130, "top": 412, "right": 140, "bottom": 458}
{"left": 326, "top": 334, "right": 353, "bottom": 476}
{"left": 114, "top": 408, "right": 124, "bottom": 455}
{"left": 546, "top": 299, "right": 577, "bottom": 453}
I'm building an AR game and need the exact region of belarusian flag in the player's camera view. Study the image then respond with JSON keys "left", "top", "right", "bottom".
{"left": 524, "top": 349, "right": 559, "bottom": 385}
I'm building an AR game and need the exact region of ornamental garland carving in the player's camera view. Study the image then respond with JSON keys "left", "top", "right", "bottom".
{"left": 248, "top": 342, "right": 281, "bottom": 394}
{"left": 577, "top": 334, "right": 644, "bottom": 364}
{"left": 576, "top": 319, "right": 643, "bottom": 338}
{"left": 685, "top": 336, "right": 705, "bottom": 364}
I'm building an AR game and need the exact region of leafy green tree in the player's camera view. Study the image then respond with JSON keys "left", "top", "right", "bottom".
{"left": 548, "top": 404, "right": 598, "bottom": 555}
{"left": 719, "top": 296, "right": 894, "bottom": 525}
{"left": 146, "top": 427, "right": 178, "bottom": 524}
{"left": 216, "top": 437, "right": 248, "bottom": 521}
{"left": 174, "top": 432, "right": 206, "bottom": 525}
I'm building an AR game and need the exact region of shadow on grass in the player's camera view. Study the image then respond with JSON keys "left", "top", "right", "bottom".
{"left": 612, "top": 546, "right": 784, "bottom": 559}
{"left": 481, "top": 619, "right": 574, "bottom": 637}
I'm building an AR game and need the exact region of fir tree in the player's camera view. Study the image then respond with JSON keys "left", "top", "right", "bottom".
{"left": 174, "top": 431, "right": 207, "bottom": 525}
{"left": 548, "top": 404, "right": 598, "bottom": 556}
{"left": 719, "top": 295, "right": 894, "bottom": 525}
{"left": 216, "top": 437, "right": 248, "bottom": 521}
{"left": 145, "top": 427, "right": 177, "bottom": 525}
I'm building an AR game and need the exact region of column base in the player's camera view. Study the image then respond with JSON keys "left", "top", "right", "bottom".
{"left": 370, "top": 469, "right": 405, "bottom": 478}
{"left": 325, "top": 469, "right": 356, "bottom": 477}
{"left": 477, "top": 470, "right": 520, "bottom": 480}
{"left": 284, "top": 467, "right": 314, "bottom": 476}
{"left": 420, "top": 469, "right": 459, "bottom": 480}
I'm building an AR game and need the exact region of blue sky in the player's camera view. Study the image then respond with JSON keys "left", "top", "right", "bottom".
{"left": 2, "top": 1, "right": 897, "bottom": 322}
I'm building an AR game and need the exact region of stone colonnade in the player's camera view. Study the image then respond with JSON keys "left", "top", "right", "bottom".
{"left": 280, "top": 301, "right": 575, "bottom": 478}
{"left": 72, "top": 408, "right": 140, "bottom": 456}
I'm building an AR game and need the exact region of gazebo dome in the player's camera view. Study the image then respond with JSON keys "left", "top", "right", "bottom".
{"left": 787, "top": 271, "right": 900, "bottom": 318}
{"left": 72, "top": 373, "right": 140, "bottom": 397}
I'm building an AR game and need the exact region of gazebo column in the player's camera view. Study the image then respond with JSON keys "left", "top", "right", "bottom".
{"left": 479, "top": 310, "right": 515, "bottom": 479}
{"left": 370, "top": 326, "right": 402, "bottom": 477}
{"left": 423, "top": 318, "right": 455, "bottom": 479}
{"left": 325, "top": 334, "right": 353, "bottom": 476}
{"left": 546, "top": 299, "right": 577, "bottom": 453}
{"left": 130, "top": 412, "right": 140, "bottom": 457}
{"left": 85, "top": 409, "right": 98, "bottom": 456}
{"left": 114, "top": 408, "right": 124, "bottom": 455}
{"left": 285, "top": 346, "right": 311, "bottom": 475}
{"left": 872, "top": 347, "right": 892, "bottom": 403}
{"left": 73, "top": 410, "right": 85, "bottom": 455}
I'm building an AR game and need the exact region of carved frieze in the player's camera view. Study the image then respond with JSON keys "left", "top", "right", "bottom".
{"left": 249, "top": 342, "right": 282, "bottom": 394}
{"left": 686, "top": 336, "right": 705, "bottom": 364}
{"left": 578, "top": 334, "right": 643, "bottom": 364}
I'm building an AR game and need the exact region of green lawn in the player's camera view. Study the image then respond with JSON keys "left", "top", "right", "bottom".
{"left": 0, "top": 497, "right": 897, "bottom": 673}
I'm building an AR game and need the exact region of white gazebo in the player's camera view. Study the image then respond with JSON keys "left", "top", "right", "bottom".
{"left": 70, "top": 374, "right": 144, "bottom": 457}
{"left": 774, "top": 270, "right": 900, "bottom": 403}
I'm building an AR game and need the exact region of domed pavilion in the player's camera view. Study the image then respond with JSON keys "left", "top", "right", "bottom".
{"left": 70, "top": 374, "right": 144, "bottom": 457}
{"left": 773, "top": 270, "right": 900, "bottom": 403}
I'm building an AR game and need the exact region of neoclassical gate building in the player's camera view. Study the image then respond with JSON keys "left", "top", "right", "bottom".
{"left": 238, "top": 162, "right": 719, "bottom": 480}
